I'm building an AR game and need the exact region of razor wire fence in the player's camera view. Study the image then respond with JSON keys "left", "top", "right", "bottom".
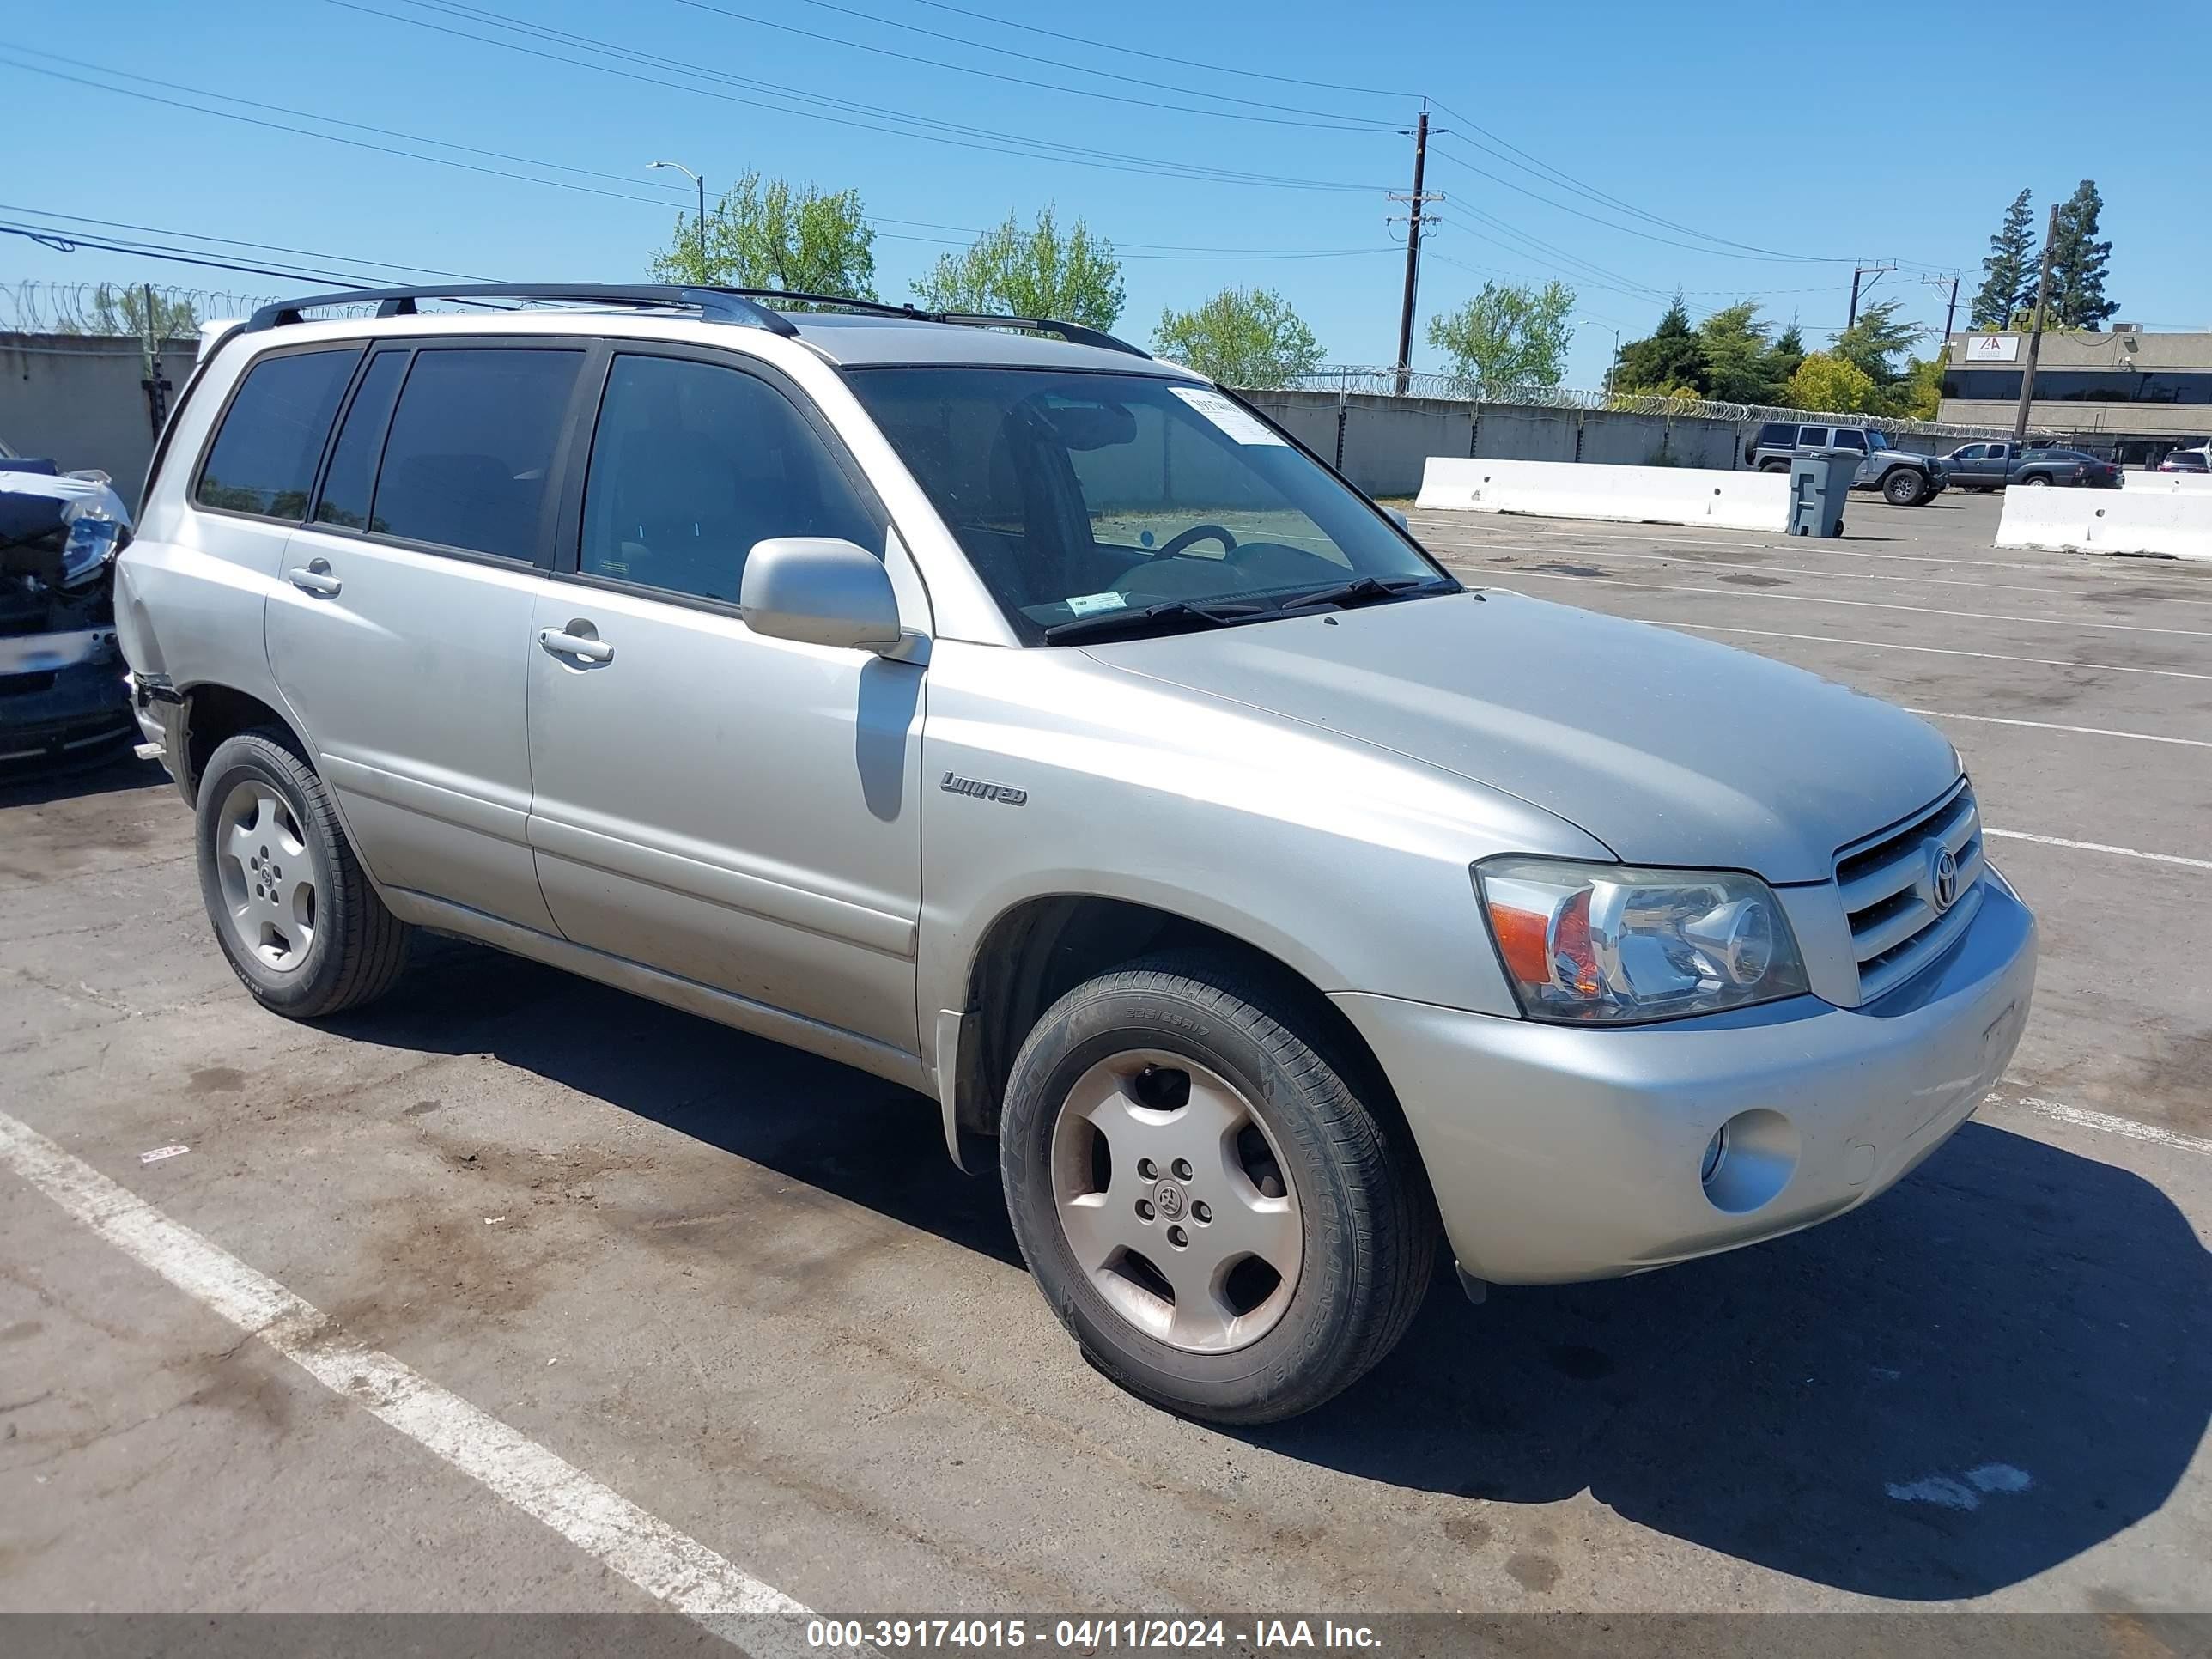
{"left": 2, "top": 280, "right": 272, "bottom": 338}
{"left": 1275, "top": 365, "right": 2057, "bottom": 441}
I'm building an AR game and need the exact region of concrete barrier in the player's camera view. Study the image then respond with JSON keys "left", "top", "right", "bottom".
{"left": 2122, "top": 471, "right": 2212, "bottom": 494}
{"left": 1416, "top": 456, "right": 1790, "bottom": 532}
{"left": 1996, "top": 484, "right": 2212, "bottom": 560}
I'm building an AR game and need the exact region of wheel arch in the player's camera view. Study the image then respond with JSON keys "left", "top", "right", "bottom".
{"left": 175, "top": 683, "right": 313, "bottom": 807}
{"left": 942, "top": 892, "right": 1398, "bottom": 1170}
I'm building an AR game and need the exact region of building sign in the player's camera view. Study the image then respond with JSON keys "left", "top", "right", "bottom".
{"left": 1966, "top": 335, "right": 2021, "bottom": 362}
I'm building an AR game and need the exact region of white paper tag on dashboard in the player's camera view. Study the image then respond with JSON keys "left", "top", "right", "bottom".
{"left": 1065, "top": 591, "right": 1127, "bottom": 617}
{"left": 1169, "top": 386, "right": 1286, "bottom": 446}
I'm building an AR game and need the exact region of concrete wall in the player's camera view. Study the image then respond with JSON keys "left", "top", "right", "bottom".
{"left": 1242, "top": 387, "right": 1773, "bottom": 495}
{"left": 0, "top": 333, "right": 201, "bottom": 512}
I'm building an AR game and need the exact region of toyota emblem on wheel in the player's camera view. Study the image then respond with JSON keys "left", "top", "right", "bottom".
{"left": 1929, "top": 842, "right": 1960, "bottom": 913}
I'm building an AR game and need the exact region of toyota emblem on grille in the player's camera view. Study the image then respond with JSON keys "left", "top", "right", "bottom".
{"left": 1928, "top": 842, "right": 1960, "bottom": 913}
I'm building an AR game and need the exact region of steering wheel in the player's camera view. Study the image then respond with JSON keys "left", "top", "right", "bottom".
{"left": 1154, "top": 522, "right": 1237, "bottom": 560}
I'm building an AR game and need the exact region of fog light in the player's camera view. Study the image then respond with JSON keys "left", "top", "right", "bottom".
{"left": 1699, "top": 1108, "right": 1799, "bottom": 1215}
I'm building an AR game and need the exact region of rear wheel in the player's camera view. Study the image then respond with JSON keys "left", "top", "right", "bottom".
{"left": 195, "top": 729, "right": 410, "bottom": 1018}
{"left": 1758, "top": 459, "right": 1789, "bottom": 473}
{"left": 2023, "top": 473, "right": 2052, "bottom": 487}
{"left": 1882, "top": 468, "right": 1929, "bottom": 507}
{"left": 1000, "top": 954, "right": 1438, "bottom": 1424}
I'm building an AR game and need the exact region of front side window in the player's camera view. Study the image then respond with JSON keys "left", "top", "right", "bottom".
{"left": 579, "top": 354, "right": 880, "bottom": 604}
{"left": 1832, "top": 429, "right": 1869, "bottom": 452}
{"left": 372, "top": 348, "right": 584, "bottom": 562}
{"left": 195, "top": 348, "right": 362, "bottom": 520}
{"left": 847, "top": 368, "right": 1449, "bottom": 641}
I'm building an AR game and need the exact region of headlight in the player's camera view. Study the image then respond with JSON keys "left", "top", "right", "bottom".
{"left": 1474, "top": 857, "right": 1809, "bottom": 1024}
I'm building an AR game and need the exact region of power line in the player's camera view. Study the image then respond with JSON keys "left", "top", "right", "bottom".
{"left": 858, "top": 0, "right": 1413, "bottom": 99}
{"left": 1, "top": 221, "right": 403, "bottom": 289}
{"left": 325, "top": 0, "right": 1394, "bottom": 193}
{"left": 659, "top": 0, "right": 1396, "bottom": 131}
{"left": 1427, "top": 138, "right": 1857, "bottom": 265}
{"left": 0, "top": 203, "right": 500, "bottom": 283}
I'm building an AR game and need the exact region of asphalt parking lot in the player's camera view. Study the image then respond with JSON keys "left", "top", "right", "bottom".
{"left": 3, "top": 488, "right": 2209, "bottom": 1626}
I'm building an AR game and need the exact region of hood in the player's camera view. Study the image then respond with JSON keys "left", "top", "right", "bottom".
{"left": 1084, "top": 589, "right": 1960, "bottom": 884}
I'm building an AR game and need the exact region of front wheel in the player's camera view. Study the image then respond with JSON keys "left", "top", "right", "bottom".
{"left": 1000, "top": 955, "right": 1438, "bottom": 1424}
{"left": 1882, "top": 468, "right": 1929, "bottom": 507}
{"left": 195, "top": 728, "right": 411, "bottom": 1018}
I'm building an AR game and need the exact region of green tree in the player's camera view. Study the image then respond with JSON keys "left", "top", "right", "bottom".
{"left": 647, "top": 171, "right": 877, "bottom": 300}
{"left": 1888, "top": 356, "right": 1943, "bottom": 421}
{"left": 2046, "top": 179, "right": 2118, "bottom": 329}
{"left": 1152, "top": 287, "right": 1322, "bottom": 387}
{"left": 1833, "top": 298, "right": 1921, "bottom": 389}
{"left": 1785, "top": 351, "right": 1877, "bottom": 414}
{"left": 1970, "top": 189, "right": 2038, "bottom": 329}
{"left": 1611, "top": 295, "right": 1708, "bottom": 395}
{"left": 913, "top": 206, "right": 1124, "bottom": 329}
{"left": 1425, "top": 279, "right": 1576, "bottom": 396}
{"left": 1695, "top": 301, "right": 1811, "bottom": 406}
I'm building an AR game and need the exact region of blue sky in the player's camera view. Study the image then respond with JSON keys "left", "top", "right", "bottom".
{"left": 4, "top": 1, "right": 2204, "bottom": 388}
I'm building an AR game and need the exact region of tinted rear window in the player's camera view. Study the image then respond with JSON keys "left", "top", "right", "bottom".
{"left": 1757, "top": 423, "right": 1796, "bottom": 446}
{"left": 195, "top": 348, "right": 362, "bottom": 520}
{"left": 369, "top": 348, "right": 584, "bottom": 562}
{"left": 313, "top": 349, "right": 408, "bottom": 532}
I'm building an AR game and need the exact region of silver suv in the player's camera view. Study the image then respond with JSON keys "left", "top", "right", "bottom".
{"left": 120, "top": 284, "right": 2036, "bottom": 1424}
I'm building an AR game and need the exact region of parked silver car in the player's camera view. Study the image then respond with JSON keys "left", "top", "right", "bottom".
{"left": 119, "top": 285, "right": 2036, "bottom": 1423}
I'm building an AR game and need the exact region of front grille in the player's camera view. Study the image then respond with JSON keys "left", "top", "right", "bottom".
{"left": 1835, "top": 781, "right": 1985, "bottom": 1002}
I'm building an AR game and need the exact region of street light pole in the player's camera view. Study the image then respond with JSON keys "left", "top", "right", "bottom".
{"left": 648, "top": 161, "right": 707, "bottom": 274}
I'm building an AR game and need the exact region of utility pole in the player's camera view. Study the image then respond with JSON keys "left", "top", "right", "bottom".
{"left": 2012, "top": 202, "right": 2062, "bottom": 444}
{"left": 1389, "top": 106, "right": 1443, "bottom": 397}
{"left": 1921, "top": 270, "right": 1960, "bottom": 342}
{"left": 1846, "top": 260, "right": 1897, "bottom": 328}
{"left": 139, "top": 281, "right": 170, "bottom": 441}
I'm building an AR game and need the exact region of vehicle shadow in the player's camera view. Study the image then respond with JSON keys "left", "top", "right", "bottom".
{"left": 1246, "top": 1121, "right": 2212, "bottom": 1601}
{"left": 0, "top": 745, "right": 166, "bottom": 808}
{"left": 333, "top": 935, "right": 2210, "bottom": 1603}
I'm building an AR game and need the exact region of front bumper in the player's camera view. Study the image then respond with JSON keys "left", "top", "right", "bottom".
{"left": 0, "top": 640, "right": 135, "bottom": 764}
{"left": 1334, "top": 872, "right": 2036, "bottom": 1284}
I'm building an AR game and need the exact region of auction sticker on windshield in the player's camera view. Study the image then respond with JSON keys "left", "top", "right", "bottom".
{"left": 1170, "top": 386, "right": 1287, "bottom": 446}
{"left": 1066, "top": 591, "right": 1127, "bottom": 617}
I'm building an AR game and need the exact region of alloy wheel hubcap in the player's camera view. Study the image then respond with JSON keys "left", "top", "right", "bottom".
{"left": 1049, "top": 1049, "right": 1304, "bottom": 1354}
{"left": 214, "top": 781, "right": 316, "bottom": 972}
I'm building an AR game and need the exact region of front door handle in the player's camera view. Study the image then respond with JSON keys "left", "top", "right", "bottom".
{"left": 538, "top": 624, "right": 613, "bottom": 664}
{"left": 286, "top": 559, "right": 341, "bottom": 597}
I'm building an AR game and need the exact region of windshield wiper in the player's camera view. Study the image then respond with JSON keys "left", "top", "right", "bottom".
{"left": 1042, "top": 598, "right": 1268, "bottom": 644}
{"left": 1273, "top": 574, "right": 1457, "bottom": 614}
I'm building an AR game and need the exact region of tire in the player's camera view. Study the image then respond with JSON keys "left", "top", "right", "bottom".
{"left": 2023, "top": 474, "right": 2052, "bottom": 487}
{"left": 1000, "top": 952, "right": 1439, "bottom": 1424}
{"left": 1881, "top": 468, "right": 1928, "bottom": 507}
{"left": 194, "top": 727, "right": 410, "bottom": 1018}
{"left": 1757, "top": 459, "right": 1789, "bottom": 473}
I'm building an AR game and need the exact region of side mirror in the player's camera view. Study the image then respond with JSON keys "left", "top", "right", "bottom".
{"left": 1383, "top": 507, "right": 1411, "bottom": 533}
{"left": 739, "top": 538, "right": 904, "bottom": 653}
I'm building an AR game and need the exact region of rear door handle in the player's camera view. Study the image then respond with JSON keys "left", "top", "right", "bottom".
{"left": 538, "top": 627, "right": 613, "bottom": 664}
{"left": 286, "top": 559, "right": 341, "bottom": 597}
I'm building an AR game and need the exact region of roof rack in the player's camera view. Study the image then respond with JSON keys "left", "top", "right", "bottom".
{"left": 242, "top": 281, "right": 1151, "bottom": 358}
{"left": 690, "top": 288, "right": 1150, "bottom": 358}
{"left": 244, "top": 283, "right": 800, "bottom": 337}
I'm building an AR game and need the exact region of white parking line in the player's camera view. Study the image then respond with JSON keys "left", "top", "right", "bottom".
{"left": 1480, "top": 565, "right": 2212, "bottom": 638}
{"left": 1994, "top": 1093, "right": 2212, "bottom": 1158}
{"left": 1983, "top": 828, "right": 2212, "bottom": 872}
{"left": 1642, "top": 620, "right": 2212, "bottom": 682}
{"left": 1422, "top": 536, "right": 2212, "bottom": 608}
{"left": 1903, "top": 709, "right": 2212, "bottom": 750}
{"left": 0, "top": 1109, "right": 816, "bottom": 1642}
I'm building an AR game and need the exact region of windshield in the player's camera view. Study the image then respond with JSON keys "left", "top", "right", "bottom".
{"left": 845, "top": 367, "right": 1451, "bottom": 641}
